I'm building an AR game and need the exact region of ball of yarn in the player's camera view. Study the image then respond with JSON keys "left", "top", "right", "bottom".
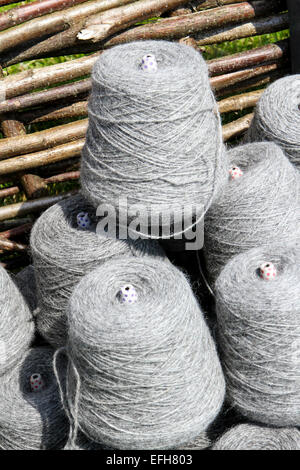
{"left": 64, "top": 431, "right": 210, "bottom": 451}
{"left": 0, "top": 264, "right": 34, "bottom": 376}
{"left": 215, "top": 243, "right": 300, "bottom": 426}
{"left": 245, "top": 75, "right": 300, "bottom": 168}
{"left": 204, "top": 142, "right": 300, "bottom": 282}
{"left": 65, "top": 257, "right": 225, "bottom": 449}
{"left": 0, "top": 347, "right": 68, "bottom": 449}
{"left": 212, "top": 424, "right": 300, "bottom": 450}
{"left": 14, "top": 265, "right": 37, "bottom": 312}
{"left": 80, "top": 40, "right": 226, "bottom": 236}
{"left": 30, "top": 193, "right": 165, "bottom": 348}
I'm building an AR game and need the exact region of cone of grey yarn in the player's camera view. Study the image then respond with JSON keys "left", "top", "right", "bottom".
{"left": 0, "top": 264, "right": 34, "bottom": 376}
{"left": 215, "top": 243, "right": 300, "bottom": 426}
{"left": 30, "top": 193, "right": 165, "bottom": 348}
{"left": 245, "top": 75, "right": 300, "bottom": 168}
{"left": 80, "top": 40, "right": 226, "bottom": 237}
{"left": 14, "top": 265, "right": 37, "bottom": 312}
{"left": 64, "top": 257, "right": 225, "bottom": 450}
{"left": 0, "top": 347, "right": 68, "bottom": 449}
{"left": 204, "top": 142, "right": 300, "bottom": 283}
{"left": 212, "top": 424, "right": 300, "bottom": 450}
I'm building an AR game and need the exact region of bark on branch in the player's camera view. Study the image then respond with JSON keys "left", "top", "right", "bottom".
{"left": 196, "top": 12, "right": 288, "bottom": 45}
{"left": 0, "top": 1, "right": 287, "bottom": 64}
{"left": 78, "top": 0, "right": 193, "bottom": 42}
{"left": 0, "top": 140, "right": 84, "bottom": 176}
{"left": 19, "top": 100, "right": 88, "bottom": 124}
{"left": 0, "top": 222, "right": 33, "bottom": 240}
{"left": 218, "top": 89, "right": 263, "bottom": 113}
{"left": 103, "top": 0, "right": 285, "bottom": 45}
{"left": 0, "top": 0, "right": 135, "bottom": 54}
{"left": 0, "top": 119, "right": 88, "bottom": 159}
{"left": 196, "top": 0, "right": 245, "bottom": 9}
{"left": 222, "top": 112, "right": 254, "bottom": 141}
{"left": 0, "top": 238, "right": 27, "bottom": 252}
{"left": 0, "top": 190, "right": 77, "bottom": 221}
{"left": 208, "top": 39, "right": 288, "bottom": 75}
{"left": 0, "top": 0, "right": 89, "bottom": 32}
{"left": 0, "top": 79, "right": 91, "bottom": 113}
{"left": 210, "top": 61, "right": 285, "bottom": 91}
{"left": 0, "top": 53, "right": 99, "bottom": 99}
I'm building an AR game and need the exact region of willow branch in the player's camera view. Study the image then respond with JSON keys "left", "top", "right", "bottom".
{"left": 0, "top": 119, "right": 88, "bottom": 159}
{"left": 103, "top": 0, "right": 285, "bottom": 45}
{"left": 19, "top": 100, "right": 88, "bottom": 124}
{"left": 0, "top": 217, "right": 34, "bottom": 231}
{"left": 45, "top": 169, "right": 80, "bottom": 183}
{"left": 0, "top": 79, "right": 91, "bottom": 113}
{"left": 0, "top": 0, "right": 135, "bottom": 54}
{"left": 78, "top": 0, "right": 192, "bottom": 42}
{"left": 208, "top": 39, "right": 288, "bottom": 75}
{"left": 218, "top": 89, "right": 263, "bottom": 113}
{"left": 0, "top": 53, "right": 98, "bottom": 99}
{"left": 1, "top": 0, "right": 286, "bottom": 63}
{"left": 0, "top": 190, "right": 77, "bottom": 221}
{"left": 0, "top": 222, "right": 33, "bottom": 240}
{"left": 0, "top": 238, "right": 27, "bottom": 252}
{"left": 0, "top": 0, "right": 90, "bottom": 32}
{"left": 215, "top": 67, "right": 288, "bottom": 97}
{"left": 196, "top": 12, "right": 289, "bottom": 45}
{"left": 196, "top": 0, "right": 246, "bottom": 9}
{"left": 210, "top": 61, "right": 285, "bottom": 91}
{"left": 0, "top": 186, "right": 20, "bottom": 198}
{"left": 0, "top": 140, "right": 84, "bottom": 176}
{"left": 222, "top": 112, "right": 254, "bottom": 141}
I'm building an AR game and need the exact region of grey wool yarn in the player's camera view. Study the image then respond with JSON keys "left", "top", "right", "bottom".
{"left": 245, "top": 75, "right": 300, "bottom": 168}
{"left": 30, "top": 193, "right": 165, "bottom": 348}
{"left": 0, "top": 264, "right": 34, "bottom": 376}
{"left": 64, "top": 431, "right": 211, "bottom": 451}
{"left": 0, "top": 347, "right": 68, "bottom": 450}
{"left": 215, "top": 243, "right": 300, "bottom": 426}
{"left": 212, "top": 424, "right": 300, "bottom": 450}
{"left": 62, "top": 257, "right": 225, "bottom": 450}
{"left": 80, "top": 40, "right": 226, "bottom": 237}
{"left": 204, "top": 142, "right": 300, "bottom": 282}
{"left": 14, "top": 265, "right": 37, "bottom": 312}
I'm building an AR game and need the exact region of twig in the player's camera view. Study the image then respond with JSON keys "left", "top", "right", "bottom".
{"left": 222, "top": 112, "right": 254, "bottom": 141}
{"left": 0, "top": 53, "right": 99, "bottom": 99}
{"left": 196, "top": 0, "right": 246, "bottom": 9}
{"left": 208, "top": 39, "right": 288, "bottom": 75}
{"left": 0, "top": 1, "right": 286, "bottom": 63}
{"left": 0, "top": 217, "right": 34, "bottom": 231}
{"left": 19, "top": 100, "right": 88, "bottom": 124}
{"left": 0, "top": 190, "right": 77, "bottom": 221}
{"left": 0, "top": 140, "right": 84, "bottom": 176}
{"left": 0, "top": 0, "right": 90, "bottom": 32}
{"left": 0, "top": 119, "right": 88, "bottom": 159}
{"left": 45, "top": 170, "right": 80, "bottom": 183}
{"left": 215, "top": 67, "right": 288, "bottom": 97}
{"left": 0, "top": 0, "right": 135, "bottom": 54}
{"left": 0, "top": 238, "right": 27, "bottom": 252}
{"left": 218, "top": 89, "right": 263, "bottom": 113}
{"left": 78, "top": 0, "right": 192, "bottom": 42}
{"left": 196, "top": 12, "right": 289, "bottom": 45}
{"left": 0, "top": 186, "right": 20, "bottom": 198}
{"left": 0, "top": 79, "right": 91, "bottom": 113}
{"left": 0, "top": 223, "right": 33, "bottom": 240}
{"left": 210, "top": 61, "right": 285, "bottom": 91}
{"left": 103, "top": 1, "right": 285, "bottom": 45}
